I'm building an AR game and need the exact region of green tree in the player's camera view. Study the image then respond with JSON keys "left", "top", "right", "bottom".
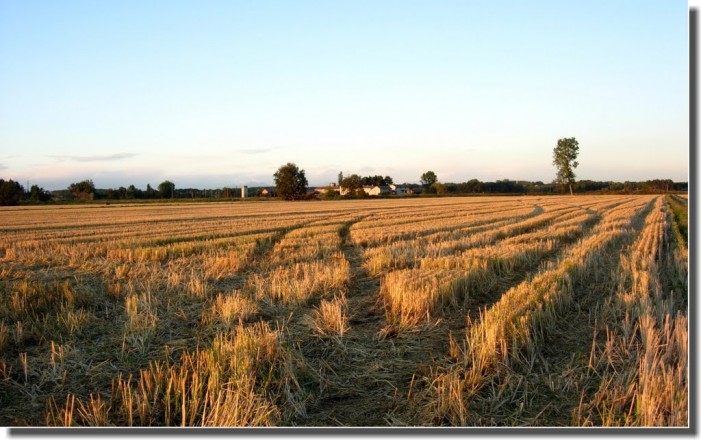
{"left": 145, "top": 184, "right": 158, "bottom": 199}
{"left": 340, "top": 174, "right": 363, "bottom": 196}
{"left": 126, "top": 184, "right": 142, "bottom": 199}
{"left": 432, "top": 182, "right": 447, "bottom": 195}
{"left": 420, "top": 171, "right": 437, "bottom": 189}
{"left": 322, "top": 185, "right": 340, "bottom": 199}
{"left": 273, "top": 162, "right": 308, "bottom": 200}
{"left": 552, "top": 137, "right": 580, "bottom": 195}
{"left": 0, "top": 179, "right": 25, "bottom": 206}
{"left": 158, "top": 180, "right": 175, "bottom": 199}
{"left": 29, "top": 184, "right": 51, "bottom": 202}
{"left": 361, "top": 175, "right": 392, "bottom": 186}
{"left": 68, "top": 179, "right": 96, "bottom": 200}
{"left": 338, "top": 171, "right": 344, "bottom": 186}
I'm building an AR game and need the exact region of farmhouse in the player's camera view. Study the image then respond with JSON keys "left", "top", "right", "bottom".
{"left": 337, "top": 184, "right": 399, "bottom": 196}
{"left": 316, "top": 183, "right": 342, "bottom": 195}
{"left": 258, "top": 187, "right": 277, "bottom": 197}
{"left": 389, "top": 184, "right": 410, "bottom": 195}
{"left": 363, "top": 185, "right": 391, "bottom": 196}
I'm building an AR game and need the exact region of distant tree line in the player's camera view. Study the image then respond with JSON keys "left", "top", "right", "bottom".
{"left": 0, "top": 176, "right": 688, "bottom": 206}
{"left": 0, "top": 137, "right": 686, "bottom": 205}
{"left": 0, "top": 179, "right": 26, "bottom": 206}
{"left": 422, "top": 178, "right": 685, "bottom": 195}
{"left": 0, "top": 178, "right": 247, "bottom": 205}
{"left": 0, "top": 179, "right": 53, "bottom": 206}
{"left": 98, "top": 182, "right": 246, "bottom": 201}
{"left": 60, "top": 180, "right": 243, "bottom": 201}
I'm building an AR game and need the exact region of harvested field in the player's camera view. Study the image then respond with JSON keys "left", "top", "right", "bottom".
{"left": 0, "top": 196, "right": 688, "bottom": 427}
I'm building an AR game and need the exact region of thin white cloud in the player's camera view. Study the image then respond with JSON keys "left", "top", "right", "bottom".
{"left": 50, "top": 153, "right": 138, "bottom": 163}
{"left": 238, "top": 147, "right": 277, "bottom": 155}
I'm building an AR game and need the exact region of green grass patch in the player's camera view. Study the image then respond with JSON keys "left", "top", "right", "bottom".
{"left": 666, "top": 195, "right": 687, "bottom": 247}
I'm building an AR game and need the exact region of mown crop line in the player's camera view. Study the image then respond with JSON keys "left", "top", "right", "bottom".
{"left": 577, "top": 196, "right": 688, "bottom": 427}
{"left": 252, "top": 218, "right": 361, "bottom": 275}
{"left": 46, "top": 321, "right": 305, "bottom": 426}
{"left": 233, "top": 214, "right": 364, "bottom": 310}
{"left": 670, "top": 194, "right": 688, "bottom": 205}
{"left": 365, "top": 203, "right": 528, "bottom": 226}
{"left": 353, "top": 201, "right": 537, "bottom": 233}
{"left": 357, "top": 205, "right": 551, "bottom": 270}
{"left": 354, "top": 205, "right": 545, "bottom": 249}
{"left": 379, "top": 207, "right": 604, "bottom": 337}
{"left": 468, "top": 241, "right": 630, "bottom": 424}
{"left": 412, "top": 197, "right": 655, "bottom": 426}
{"left": 0, "top": 213, "right": 249, "bottom": 234}
{"left": 350, "top": 199, "right": 516, "bottom": 228}
{"left": 365, "top": 204, "right": 600, "bottom": 278}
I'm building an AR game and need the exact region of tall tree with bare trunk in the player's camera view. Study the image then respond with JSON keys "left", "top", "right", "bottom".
{"left": 553, "top": 137, "right": 579, "bottom": 195}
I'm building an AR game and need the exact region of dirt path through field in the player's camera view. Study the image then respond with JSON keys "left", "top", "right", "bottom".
{"left": 295, "top": 217, "right": 442, "bottom": 425}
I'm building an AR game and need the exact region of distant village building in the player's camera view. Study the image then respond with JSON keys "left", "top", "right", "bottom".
{"left": 316, "top": 183, "right": 342, "bottom": 195}
{"left": 258, "top": 187, "right": 277, "bottom": 197}
{"left": 390, "top": 184, "right": 410, "bottom": 195}
{"left": 241, "top": 185, "right": 248, "bottom": 198}
{"left": 362, "top": 185, "right": 391, "bottom": 196}
{"left": 334, "top": 182, "right": 418, "bottom": 197}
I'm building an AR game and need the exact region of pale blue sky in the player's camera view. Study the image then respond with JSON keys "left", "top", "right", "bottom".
{"left": 0, "top": 0, "right": 689, "bottom": 189}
